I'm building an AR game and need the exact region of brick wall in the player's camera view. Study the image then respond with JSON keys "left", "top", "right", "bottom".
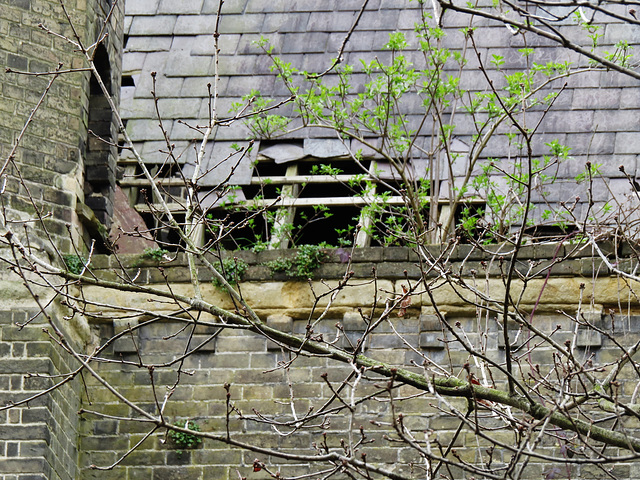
{"left": 0, "top": 1, "right": 123, "bottom": 479}
{"left": 0, "top": 245, "right": 638, "bottom": 479}
{"left": 0, "top": 304, "right": 85, "bottom": 480}
{"left": 67, "top": 246, "right": 640, "bottom": 479}
{"left": 0, "top": 0, "right": 123, "bottom": 251}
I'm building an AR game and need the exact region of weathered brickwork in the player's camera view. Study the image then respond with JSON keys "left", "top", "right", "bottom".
{"left": 0, "top": 0, "right": 123, "bottom": 250}
{"left": 59, "top": 247, "right": 640, "bottom": 479}
{"left": 0, "top": 1, "right": 123, "bottom": 479}
{"left": 0, "top": 306, "right": 84, "bottom": 480}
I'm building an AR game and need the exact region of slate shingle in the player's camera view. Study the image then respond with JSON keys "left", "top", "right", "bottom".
{"left": 125, "top": 0, "right": 161, "bottom": 15}
{"left": 120, "top": 0, "right": 640, "bottom": 229}
{"left": 202, "top": 0, "right": 247, "bottom": 14}
{"left": 158, "top": 0, "right": 204, "bottom": 15}
{"left": 129, "top": 15, "right": 177, "bottom": 35}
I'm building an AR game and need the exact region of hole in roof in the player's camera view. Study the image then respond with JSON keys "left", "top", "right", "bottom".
{"left": 122, "top": 75, "right": 135, "bottom": 87}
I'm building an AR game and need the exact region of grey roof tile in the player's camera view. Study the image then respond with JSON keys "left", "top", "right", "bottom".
{"left": 170, "top": 36, "right": 197, "bottom": 50}
{"left": 236, "top": 33, "right": 282, "bottom": 55}
{"left": 565, "top": 133, "right": 615, "bottom": 155}
{"left": 540, "top": 110, "right": 596, "bottom": 134}
{"left": 120, "top": 98, "right": 156, "bottom": 119}
{"left": 307, "top": 11, "right": 359, "bottom": 32}
{"left": 122, "top": 52, "right": 146, "bottom": 73}
{"left": 173, "top": 14, "right": 219, "bottom": 35}
{"left": 181, "top": 76, "right": 216, "bottom": 97}
{"left": 212, "top": 121, "right": 253, "bottom": 140}
{"left": 126, "top": 36, "right": 173, "bottom": 52}
{"left": 336, "top": 0, "right": 381, "bottom": 9}
{"left": 620, "top": 89, "right": 640, "bottom": 109}
{"left": 260, "top": 143, "right": 306, "bottom": 163}
{"left": 125, "top": 0, "right": 161, "bottom": 15}
{"left": 218, "top": 14, "right": 266, "bottom": 34}
{"left": 129, "top": 15, "right": 177, "bottom": 35}
{"left": 182, "top": 141, "right": 256, "bottom": 186}
{"left": 169, "top": 120, "right": 207, "bottom": 141}
{"left": 216, "top": 54, "right": 271, "bottom": 76}
{"left": 615, "top": 155, "right": 638, "bottom": 176}
{"left": 134, "top": 74, "right": 184, "bottom": 99}
{"left": 202, "top": 0, "right": 247, "bottom": 14}
{"left": 190, "top": 34, "right": 241, "bottom": 55}
{"left": 158, "top": 0, "right": 204, "bottom": 14}
{"left": 580, "top": 155, "right": 635, "bottom": 178}
{"left": 137, "top": 140, "right": 189, "bottom": 164}
{"left": 599, "top": 70, "right": 640, "bottom": 88}
{"left": 223, "top": 74, "right": 275, "bottom": 96}
{"left": 357, "top": 9, "right": 400, "bottom": 30}
{"left": 246, "top": 0, "right": 337, "bottom": 12}
{"left": 281, "top": 32, "right": 330, "bottom": 54}
{"left": 140, "top": 51, "right": 169, "bottom": 74}
{"left": 157, "top": 98, "right": 203, "bottom": 119}
{"left": 604, "top": 22, "right": 640, "bottom": 44}
{"left": 245, "top": 0, "right": 289, "bottom": 13}
{"left": 163, "top": 51, "right": 213, "bottom": 77}
{"left": 304, "top": 139, "right": 350, "bottom": 158}
{"left": 331, "top": 31, "right": 375, "bottom": 52}
{"left": 262, "top": 12, "right": 310, "bottom": 33}
{"left": 571, "top": 88, "right": 622, "bottom": 110}
{"left": 593, "top": 110, "right": 640, "bottom": 132}
{"left": 290, "top": 0, "right": 337, "bottom": 11}
{"left": 300, "top": 53, "right": 340, "bottom": 74}
{"left": 615, "top": 132, "right": 640, "bottom": 155}
{"left": 126, "top": 119, "right": 170, "bottom": 141}
{"left": 380, "top": 0, "right": 414, "bottom": 7}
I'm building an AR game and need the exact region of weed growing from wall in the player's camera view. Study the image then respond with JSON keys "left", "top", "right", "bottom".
{"left": 168, "top": 420, "right": 202, "bottom": 456}
{"left": 265, "top": 244, "right": 328, "bottom": 279}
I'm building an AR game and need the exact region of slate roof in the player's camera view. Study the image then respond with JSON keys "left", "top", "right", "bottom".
{"left": 120, "top": 0, "right": 640, "bottom": 224}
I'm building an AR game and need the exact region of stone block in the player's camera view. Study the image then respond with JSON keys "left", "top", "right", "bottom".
{"left": 383, "top": 247, "right": 409, "bottom": 261}
{"left": 0, "top": 458, "right": 45, "bottom": 473}
{"left": 113, "top": 319, "right": 140, "bottom": 354}
{"left": 158, "top": 0, "right": 203, "bottom": 14}
{"left": 375, "top": 261, "right": 421, "bottom": 279}
{"left": 129, "top": 15, "right": 177, "bottom": 36}
{"left": 419, "top": 332, "right": 445, "bottom": 349}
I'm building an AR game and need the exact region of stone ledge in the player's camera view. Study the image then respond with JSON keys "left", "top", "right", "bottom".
{"left": 82, "top": 242, "right": 635, "bottom": 282}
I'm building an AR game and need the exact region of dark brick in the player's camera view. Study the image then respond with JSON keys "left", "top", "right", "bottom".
{"left": 7, "top": 442, "right": 18, "bottom": 456}
{"left": 0, "top": 425, "right": 49, "bottom": 442}
{"left": 153, "top": 466, "right": 203, "bottom": 480}
{"left": 21, "top": 408, "right": 49, "bottom": 424}
{"left": 7, "top": 54, "right": 28, "bottom": 70}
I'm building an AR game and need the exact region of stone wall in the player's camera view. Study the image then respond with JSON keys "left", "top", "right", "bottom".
{"left": 0, "top": 245, "right": 639, "bottom": 478}
{"left": 0, "top": 0, "right": 123, "bottom": 250}
{"left": 66, "top": 246, "right": 640, "bottom": 479}
{"left": 0, "top": 1, "right": 123, "bottom": 479}
{"left": 0, "top": 300, "right": 86, "bottom": 480}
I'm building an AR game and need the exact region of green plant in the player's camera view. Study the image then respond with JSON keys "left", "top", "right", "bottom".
{"left": 230, "top": 89, "right": 290, "bottom": 139}
{"left": 140, "top": 247, "right": 169, "bottom": 261}
{"left": 213, "top": 257, "right": 249, "bottom": 290}
{"left": 265, "top": 244, "right": 328, "bottom": 279}
{"left": 62, "top": 254, "right": 86, "bottom": 275}
{"left": 169, "top": 420, "right": 202, "bottom": 456}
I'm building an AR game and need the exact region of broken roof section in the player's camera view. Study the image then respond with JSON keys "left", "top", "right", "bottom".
{"left": 120, "top": 0, "right": 640, "bottom": 247}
